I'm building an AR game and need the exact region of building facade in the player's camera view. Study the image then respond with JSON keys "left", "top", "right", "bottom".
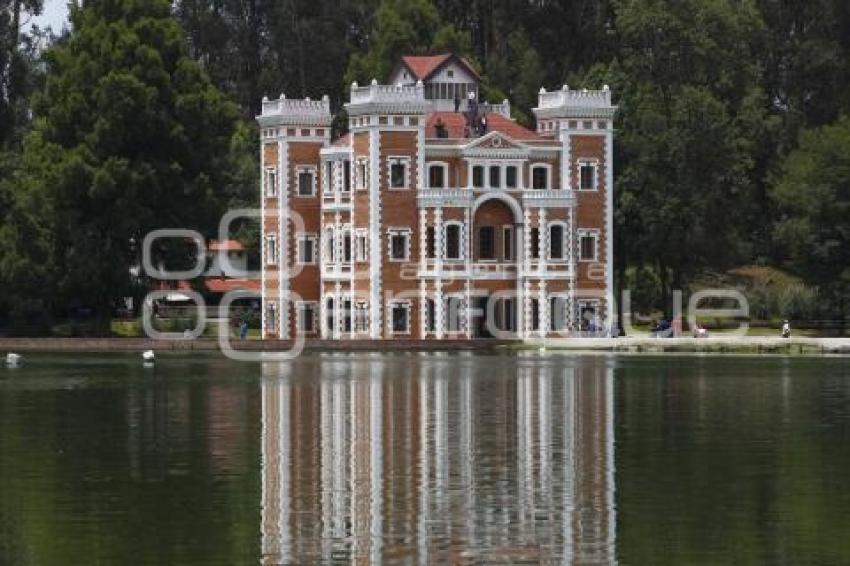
{"left": 257, "top": 55, "right": 616, "bottom": 340}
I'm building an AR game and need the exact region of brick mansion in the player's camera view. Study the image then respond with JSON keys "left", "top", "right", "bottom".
{"left": 257, "top": 54, "right": 616, "bottom": 340}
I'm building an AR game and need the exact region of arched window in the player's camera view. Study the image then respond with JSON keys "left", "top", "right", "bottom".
{"left": 444, "top": 222, "right": 463, "bottom": 260}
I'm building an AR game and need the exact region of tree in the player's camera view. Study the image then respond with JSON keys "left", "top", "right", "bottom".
{"left": 2, "top": 0, "right": 243, "bottom": 328}
{"left": 0, "top": 0, "right": 44, "bottom": 148}
{"left": 772, "top": 116, "right": 850, "bottom": 328}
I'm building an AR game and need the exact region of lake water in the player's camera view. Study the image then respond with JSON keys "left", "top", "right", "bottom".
{"left": 1, "top": 352, "right": 849, "bottom": 564}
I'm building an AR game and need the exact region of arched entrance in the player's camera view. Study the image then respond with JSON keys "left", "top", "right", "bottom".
{"left": 470, "top": 194, "right": 522, "bottom": 338}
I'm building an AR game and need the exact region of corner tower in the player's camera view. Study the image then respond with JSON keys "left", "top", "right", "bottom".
{"left": 533, "top": 86, "right": 617, "bottom": 327}
{"left": 257, "top": 95, "right": 332, "bottom": 339}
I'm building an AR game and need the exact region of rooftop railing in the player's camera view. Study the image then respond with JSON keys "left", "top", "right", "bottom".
{"left": 536, "top": 86, "right": 612, "bottom": 109}
{"left": 349, "top": 80, "right": 426, "bottom": 105}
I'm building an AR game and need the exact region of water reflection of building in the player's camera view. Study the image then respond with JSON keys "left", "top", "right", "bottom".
{"left": 261, "top": 354, "right": 616, "bottom": 564}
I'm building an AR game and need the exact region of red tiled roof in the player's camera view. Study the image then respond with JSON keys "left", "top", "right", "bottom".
{"left": 401, "top": 54, "right": 451, "bottom": 80}
{"left": 426, "top": 111, "right": 542, "bottom": 141}
{"left": 331, "top": 133, "right": 351, "bottom": 147}
{"left": 400, "top": 54, "right": 480, "bottom": 81}
{"left": 204, "top": 278, "right": 260, "bottom": 293}
{"left": 209, "top": 239, "right": 245, "bottom": 252}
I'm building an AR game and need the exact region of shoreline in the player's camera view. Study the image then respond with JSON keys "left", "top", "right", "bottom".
{"left": 0, "top": 336, "right": 849, "bottom": 355}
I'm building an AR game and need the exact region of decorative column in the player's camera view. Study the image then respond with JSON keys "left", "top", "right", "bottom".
{"left": 538, "top": 207, "right": 547, "bottom": 274}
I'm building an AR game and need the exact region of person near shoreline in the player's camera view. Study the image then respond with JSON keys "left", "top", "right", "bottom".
{"left": 781, "top": 320, "right": 791, "bottom": 338}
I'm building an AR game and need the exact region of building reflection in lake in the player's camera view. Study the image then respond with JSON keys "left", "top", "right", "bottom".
{"left": 260, "top": 353, "right": 616, "bottom": 564}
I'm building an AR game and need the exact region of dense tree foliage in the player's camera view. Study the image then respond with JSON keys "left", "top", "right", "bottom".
{"left": 0, "top": 0, "right": 249, "bottom": 329}
{"left": 1, "top": 0, "right": 850, "bottom": 332}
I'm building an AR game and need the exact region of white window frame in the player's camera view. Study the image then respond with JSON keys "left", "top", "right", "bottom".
{"left": 264, "top": 167, "right": 278, "bottom": 197}
{"left": 503, "top": 225, "right": 514, "bottom": 261}
{"left": 578, "top": 159, "right": 599, "bottom": 192}
{"left": 505, "top": 164, "right": 519, "bottom": 189}
{"left": 355, "top": 229, "right": 368, "bottom": 262}
{"left": 471, "top": 164, "right": 485, "bottom": 189}
{"left": 296, "top": 165, "right": 317, "bottom": 197}
{"left": 340, "top": 227, "right": 353, "bottom": 265}
{"left": 265, "top": 233, "right": 278, "bottom": 265}
{"left": 355, "top": 158, "right": 369, "bottom": 191}
{"left": 295, "top": 233, "right": 317, "bottom": 265}
{"left": 342, "top": 160, "right": 351, "bottom": 193}
{"left": 443, "top": 221, "right": 464, "bottom": 261}
{"left": 547, "top": 221, "right": 568, "bottom": 262}
{"left": 353, "top": 301, "right": 370, "bottom": 334}
{"left": 578, "top": 229, "right": 599, "bottom": 262}
{"left": 265, "top": 301, "right": 278, "bottom": 332}
{"left": 387, "top": 228, "right": 411, "bottom": 262}
{"left": 323, "top": 162, "right": 334, "bottom": 195}
{"left": 296, "top": 301, "right": 318, "bottom": 333}
{"left": 427, "top": 161, "right": 448, "bottom": 189}
{"left": 388, "top": 301, "right": 412, "bottom": 335}
{"left": 387, "top": 156, "right": 411, "bottom": 190}
{"left": 530, "top": 163, "right": 552, "bottom": 190}
{"left": 322, "top": 227, "right": 335, "bottom": 264}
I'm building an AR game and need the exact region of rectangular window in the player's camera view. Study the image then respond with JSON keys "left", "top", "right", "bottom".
{"left": 532, "top": 166, "right": 548, "bottom": 190}
{"left": 426, "top": 226, "right": 436, "bottom": 259}
{"left": 472, "top": 165, "right": 484, "bottom": 188}
{"left": 530, "top": 227, "right": 539, "bottom": 260}
{"left": 265, "top": 301, "right": 278, "bottom": 332}
{"left": 296, "top": 234, "right": 317, "bottom": 264}
{"left": 388, "top": 230, "right": 410, "bottom": 261}
{"left": 489, "top": 165, "right": 500, "bottom": 188}
{"left": 342, "top": 299, "right": 352, "bottom": 333}
{"left": 429, "top": 165, "right": 445, "bottom": 188}
{"left": 265, "top": 168, "right": 277, "bottom": 197}
{"left": 580, "top": 233, "right": 598, "bottom": 261}
{"left": 390, "top": 302, "right": 410, "bottom": 334}
{"left": 551, "top": 296, "right": 567, "bottom": 331}
{"left": 342, "top": 231, "right": 352, "bottom": 263}
{"left": 354, "top": 302, "right": 369, "bottom": 333}
{"left": 324, "top": 162, "right": 333, "bottom": 194}
{"left": 549, "top": 225, "right": 565, "bottom": 260}
{"left": 425, "top": 299, "right": 436, "bottom": 333}
{"left": 388, "top": 157, "right": 409, "bottom": 189}
{"left": 503, "top": 226, "right": 513, "bottom": 261}
{"left": 355, "top": 230, "right": 368, "bottom": 262}
{"left": 505, "top": 165, "right": 517, "bottom": 189}
{"left": 530, "top": 298, "right": 540, "bottom": 331}
{"left": 580, "top": 162, "right": 596, "bottom": 191}
{"left": 356, "top": 159, "right": 368, "bottom": 191}
{"left": 298, "top": 168, "right": 315, "bottom": 196}
{"left": 446, "top": 297, "right": 463, "bottom": 332}
{"left": 478, "top": 226, "right": 495, "bottom": 260}
{"left": 445, "top": 224, "right": 462, "bottom": 260}
{"left": 343, "top": 161, "right": 351, "bottom": 193}
{"left": 298, "top": 303, "right": 316, "bottom": 333}
{"left": 265, "top": 234, "right": 278, "bottom": 265}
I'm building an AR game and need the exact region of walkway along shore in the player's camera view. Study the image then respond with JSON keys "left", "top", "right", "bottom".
{"left": 0, "top": 336, "right": 849, "bottom": 355}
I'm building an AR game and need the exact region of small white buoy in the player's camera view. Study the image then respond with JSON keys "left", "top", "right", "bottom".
{"left": 142, "top": 350, "right": 155, "bottom": 362}
{"left": 6, "top": 352, "right": 22, "bottom": 366}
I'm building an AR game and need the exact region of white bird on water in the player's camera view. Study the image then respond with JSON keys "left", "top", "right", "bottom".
{"left": 142, "top": 350, "right": 155, "bottom": 362}
{"left": 6, "top": 352, "right": 22, "bottom": 366}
